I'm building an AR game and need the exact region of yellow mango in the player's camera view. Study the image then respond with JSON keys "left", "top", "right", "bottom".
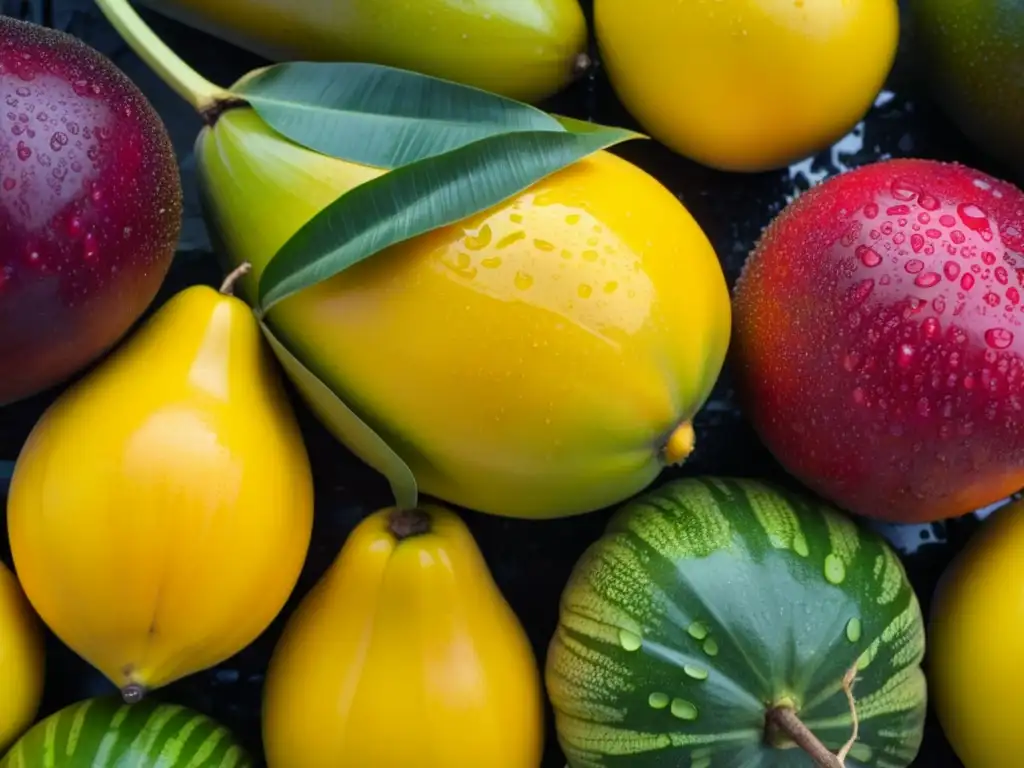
{"left": 262, "top": 504, "right": 544, "bottom": 768}
{"left": 137, "top": 0, "right": 589, "bottom": 103}
{"left": 6, "top": 275, "right": 314, "bottom": 698}
{"left": 0, "top": 562, "right": 44, "bottom": 753}
{"left": 198, "top": 109, "right": 732, "bottom": 519}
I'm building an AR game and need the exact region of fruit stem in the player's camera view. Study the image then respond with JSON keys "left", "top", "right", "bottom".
{"left": 765, "top": 707, "right": 843, "bottom": 768}
{"left": 121, "top": 683, "right": 146, "bottom": 705}
{"left": 219, "top": 262, "right": 253, "bottom": 296}
{"left": 388, "top": 508, "right": 432, "bottom": 540}
{"left": 662, "top": 421, "right": 696, "bottom": 466}
{"left": 93, "top": 0, "right": 231, "bottom": 113}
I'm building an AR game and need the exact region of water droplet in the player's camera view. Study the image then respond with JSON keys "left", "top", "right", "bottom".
{"left": 534, "top": 238, "right": 555, "bottom": 252}
{"left": 910, "top": 233, "right": 925, "bottom": 253}
{"left": 670, "top": 698, "right": 699, "bottom": 721}
{"left": 481, "top": 256, "right": 501, "bottom": 269}
{"left": 852, "top": 387, "right": 866, "bottom": 405}
{"left": 863, "top": 203, "right": 879, "bottom": 219}
{"left": 897, "top": 344, "right": 915, "bottom": 368}
{"left": 564, "top": 213, "right": 580, "bottom": 225}
{"left": 463, "top": 224, "right": 492, "bottom": 250}
{"left": 496, "top": 231, "right": 525, "bottom": 249}
{"left": 702, "top": 638, "right": 719, "bottom": 657}
{"left": 683, "top": 665, "right": 709, "bottom": 681}
{"left": 603, "top": 281, "right": 618, "bottom": 294}
{"left": 687, "top": 621, "right": 708, "bottom": 640}
{"left": 1, "top": 177, "right": 15, "bottom": 191}
{"left": 905, "top": 259, "right": 924, "bottom": 274}
{"left": 984, "top": 292, "right": 1001, "bottom": 307}
{"left": 846, "top": 617, "right": 863, "bottom": 643}
{"left": 950, "top": 230, "right": 966, "bottom": 245}
{"left": 82, "top": 232, "right": 98, "bottom": 259}
{"left": 856, "top": 245, "right": 881, "bottom": 267}
{"left": 891, "top": 179, "right": 918, "bottom": 200}
{"left": 824, "top": 553, "right": 846, "bottom": 584}
{"left": 648, "top": 692, "right": 670, "bottom": 710}
{"left": 961, "top": 274, "right": 975, "bottom": 291}
{"left": 618, "top": 628, "right": 642, "bottom": 651}
{"left": 578, "top": 284, "right": 593, "bottom": 299}
{"left": 514, "top": 271, "right": 533, "bottom": 290}
{"left": 914, "top": 272, "right": 940, "bottom": 288}
{"left": 958, "top": 203, "right": 989, "bottom": 231}
{"left": 926, "top": 228, "right": 942, "bottom": 239}
{"left": 982, "top": 251, "right": 997, "bottom": 266}
{"left": 918, "top": 193, "right": 940, "bottom": 211}
{"left": 985, "top": 328, "right": 1014, "bottom": 349}
{"left": 922, "top": 317, "right": 941, "bottom": 338}
{"left": 939, "top": 214, "right": 957, "bottom": 228}
{"left": 845, "top": 279, "right": 874, "bottom": 307}
{"left": 886, "top": 204, "right": 910, "bottom": 216}
{"left": 1008, "top": 288, "right": 1020, "bottom": 305}
{"left": 16, "top": 141, "right": 31, "bottom": 161}
{"left": 581, "top": 249, "right": 599, "bottom": 262}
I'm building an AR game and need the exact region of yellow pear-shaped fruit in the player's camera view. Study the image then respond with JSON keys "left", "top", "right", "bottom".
{"left": 0, "top": 561, "right": 44, "bottom": 753}
{"left": 6, "top": 270, "right": 314, "bottom": 699}
{"left": 137, "top": 0, "right": 588, "bottom": 103}
{"left": 262, "top": 504, "right": 544, "bottom": 768}
{"left": 197, "top": 107, "right": 732, "bottom": 520}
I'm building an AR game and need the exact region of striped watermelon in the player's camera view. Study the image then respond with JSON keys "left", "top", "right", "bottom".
{"left": 545, "top": 476, "right": 927, "bottom": 767}
{"left": 0, "top": 696, "right": 252, "bottom": 767}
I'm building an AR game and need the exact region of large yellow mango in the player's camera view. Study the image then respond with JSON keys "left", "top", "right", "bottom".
{"left": 137, "top": 0, "right": 589, "bottom": 103}
{"left": 197, "top": 108, "right": 732, "bottom": 519}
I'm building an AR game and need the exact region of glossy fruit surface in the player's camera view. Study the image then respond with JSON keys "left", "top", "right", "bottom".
{"left": 0, "top": 561, "right": 43, "bottom": 753}
{"left": 197, "top": 107, "right": 732, "bottom": 519}
{"left": 546, "top": 476, "right": 927, "bottom": 767}
{"left": 732, "top": 158, "right": 1024, "bottom": 524}
{"left": 0, "top": 16, "right": 181, "bottom": 406}
{"left": 929, "top": 497, "right": 1024, "bottom": 767}
{"left": 910, "top": 0, "right": 1024, "bottom": 178}
{"left": 137, "top": 0, "right": 588, "bottom": 104}
{"left": 0, "top": 696, "right": 252, "bottom": 766}
{"left": 594, "top": 0, "right": 899, "bottom": 172}
{"left": 7, "top": 280, "right": 313, "bottom": 696}
{"left": 263, "top": 503, "right": 544, "bottom": 768}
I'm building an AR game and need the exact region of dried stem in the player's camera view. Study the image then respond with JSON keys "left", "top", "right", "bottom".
{"left": 219, "top": 262, "right": 252, "bottom": 296}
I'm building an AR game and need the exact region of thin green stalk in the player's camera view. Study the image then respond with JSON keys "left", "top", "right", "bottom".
{"left": 94, "top": 0, "right": 231, "bottom": 113}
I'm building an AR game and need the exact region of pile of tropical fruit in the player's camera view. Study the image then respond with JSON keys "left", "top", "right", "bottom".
{"left": 1, "top": 0, "right": 1022, "bottom": 765}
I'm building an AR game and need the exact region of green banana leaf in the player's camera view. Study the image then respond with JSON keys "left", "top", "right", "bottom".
{"left": 234, "top": 61, "right": 566, "bottom": 168}
{"left": 257, "top": 123, "right": 641, "bottom": 310}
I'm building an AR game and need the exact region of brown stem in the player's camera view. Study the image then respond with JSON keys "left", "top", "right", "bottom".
{"left": 766, "top": 707, "right": 843, "bottom": 768}
{"left": 388, "top": 508, "right": 432, "bottom": 540}
{"left": 837, "top": 664, "right": 861, "bottom": 763}
{"left": 121, "top": 683, "right": 146, "bottom": 705}
{"left": 200, "top": 96, "right": 250, "bottom": 127}
{"left": 219, "top": 262, "right": 252, "bottom": 296}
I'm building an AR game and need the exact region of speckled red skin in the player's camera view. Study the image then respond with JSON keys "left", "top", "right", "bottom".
{"left": 732, "top": 158, "right": 1024, "bottom": 524}
{"left": 0, "top": 17, "right": 181, "bottom": 405}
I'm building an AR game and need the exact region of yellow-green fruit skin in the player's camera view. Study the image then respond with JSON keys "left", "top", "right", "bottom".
{"left": 197, "top": 109, "right": 732, "bottom": 519}
{"left": 137, "top": 0, "right": 588, "bottom": 104}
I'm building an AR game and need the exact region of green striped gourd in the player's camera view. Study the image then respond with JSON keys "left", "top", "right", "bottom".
{"left": 0, "top": 696, "right": 252, "bottom": 767}
{"left": 545, "top": 476, "right": 927, "bottom": 767}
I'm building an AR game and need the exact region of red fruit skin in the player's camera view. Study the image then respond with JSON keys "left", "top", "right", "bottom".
{"left": 732, "top": 158, "right": 1024, "bottom": 524}
{"left": 0, "top": 17, "right": 181, "bottom": 406}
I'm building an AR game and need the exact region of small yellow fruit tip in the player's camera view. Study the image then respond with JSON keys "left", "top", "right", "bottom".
{"left": 662, "top": 421, "right": 696, "bottom": 466}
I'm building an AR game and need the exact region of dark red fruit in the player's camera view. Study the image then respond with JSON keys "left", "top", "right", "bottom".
{"left": 732, "top": 158, "right": 1024, "bottom": 524}
{"left": 0, "top": 16, "right": 181, "bottom": 405}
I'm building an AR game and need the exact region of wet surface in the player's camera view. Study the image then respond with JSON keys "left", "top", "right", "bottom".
{"left": 1, "top": 0, "right": 1016, "bottom": 765}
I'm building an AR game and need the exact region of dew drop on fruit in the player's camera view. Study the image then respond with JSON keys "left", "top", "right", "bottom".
{"left": 961, "top": 274, "right": 975, "bottom": 291}
{"left": 702, "top": 638, "right": 719, "bottom": 656}
{"left": 919, "top": 194, "right": 940, "bottom": 211}
{"left": 82, "top": 232, "right": 98, "bottom": 260}
{"left": 683, "top": 664, "right": 709, "bottom": 680}
{"left": 2, "top": 177, "right": 15, "bottom": 191}
{"left": 922, "top": 317, "right": 941, "bottom": 338}
{"left": 985, "top": 292, "right": 1001, "bottom": 307}
{"left": 951, "top": 230, "right": 966, "bottom": 244}
{"left": 618, "top": 628, "right": 642, "bottom": 651}
{"left": 985, "top": 328, "right": 1014, "bottom": 350}
{"left": 958, "top": 203, "right": 990, "bottom": 232}
{"left": 944, "top": 261, "right": 961, "bottom": 281}
{"left": 670, "top": 698, "right": 698, "bottom": 721}
{"left": 857, "top": 245, "right": 882, "bottom": 267}
{"left": 996, "top": 266, "right": 1009, "bottom": 285}
{"left": 16, "top": 141, "right": 31, "bottom": 161}
{"left": 905, "top": 259, "right": 925, "bottom": 274}
{"left": 914, "top": 272, "right": 940, "bottom": 288}
{"left": 863, "top": 203, "right": 879, "bottom": 219}
{"left": 648, "top": 692, "right": 669, "bottom": 710}
{"left": 911, "top": 233, "right": 925, "bottom": 253}
{"left": 982, "top": 251, "right": 997, "bottom": 266}
{"left": 891, "top": 179, "right": 917, "bottom": 200}
{"left": 687, "top": 621, "right": 708, "bottom": 640}
{"left": 824, "top": 554, "right": 846, "bottom": 584}
{"left": 897, "top": 344, "right": 915, "bottom": 368}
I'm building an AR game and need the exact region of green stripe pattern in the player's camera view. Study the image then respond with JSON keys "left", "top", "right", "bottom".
{"left": 0, "top": 696, "right": 252, "bottom": 767}
{"left": 545, "top": 476, "right": 927, "bottom": 768}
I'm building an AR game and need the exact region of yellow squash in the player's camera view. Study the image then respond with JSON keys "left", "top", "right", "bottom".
{"left": 137, "top": 0, "right": 589, "bottom": 103}
{"left": 199, "top": 109, "right": 732, "bottom": 519}
{"left": 0, "top": 562, "right": 44, "bottom": 753}
{"left": 6, "top": 273, "right": 314, "bottom": 699}
{"left": 262, "top": 504, "right": 544, "bottom": 768}
{"left": 594, "top": 0, "right": 899, "bottom": 172}
{"left": 928, "top": 498, "right": 1024, "bottom": 767}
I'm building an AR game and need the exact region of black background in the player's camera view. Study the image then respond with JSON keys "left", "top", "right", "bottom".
{"left": 1, "top": 0, "right": 1009, "bottom": 765}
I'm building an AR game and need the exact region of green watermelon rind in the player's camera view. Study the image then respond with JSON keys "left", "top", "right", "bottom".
{"left": 545, "top": 476, "right": 927, "bottom": 768}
